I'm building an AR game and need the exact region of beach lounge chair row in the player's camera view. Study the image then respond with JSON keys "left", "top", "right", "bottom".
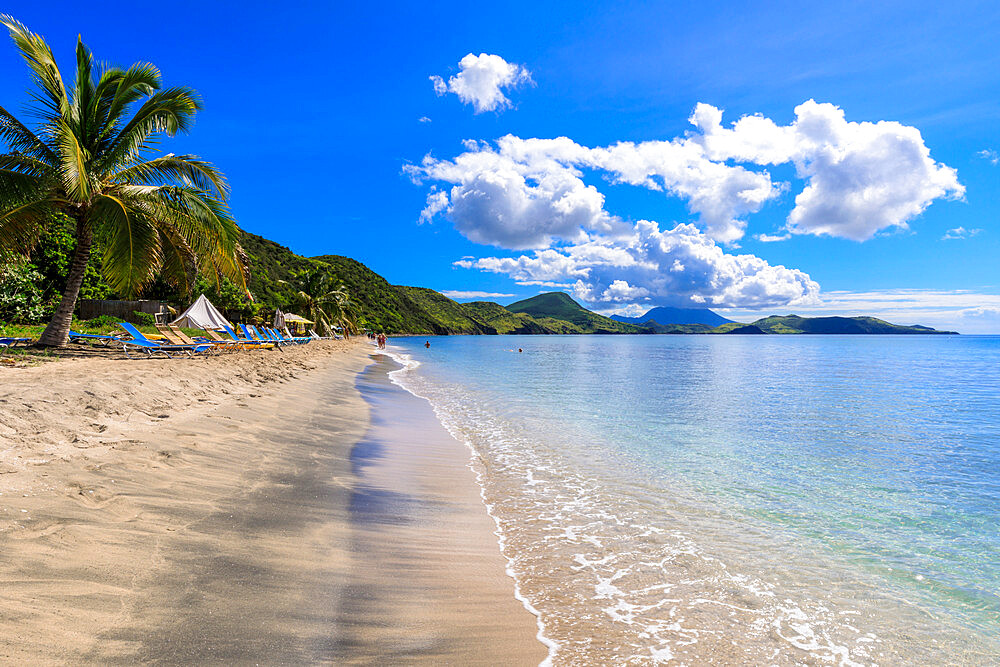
{"left": 6, "top": 321, "right": 322, "bottom": 359}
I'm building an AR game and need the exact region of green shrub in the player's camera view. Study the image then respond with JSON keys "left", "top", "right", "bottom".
{"left": 0, "top": 264, "right": 45, "bottom": 323}
{"left": 132, "top": 311, "right": 156, "bottom": 326}
{"left": 78, "top": 314, "right": 122, "bottom": 330}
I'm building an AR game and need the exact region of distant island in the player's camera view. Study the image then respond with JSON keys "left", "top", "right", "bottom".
{"left": 237, "top": 233, "right": 957, "bottom": 335}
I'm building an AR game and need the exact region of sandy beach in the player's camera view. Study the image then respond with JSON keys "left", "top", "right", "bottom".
{"left": 0, "top": 340, "right": 543, "bottom": 664}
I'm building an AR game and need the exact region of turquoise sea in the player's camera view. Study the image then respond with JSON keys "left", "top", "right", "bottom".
{"left": 383, "top": 335, "right": 1000, "bottom": 665}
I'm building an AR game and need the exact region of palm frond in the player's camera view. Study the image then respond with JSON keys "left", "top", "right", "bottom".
{"left": 112, "top": 154, "right": 228, "bottom": 198}
{"left": 115, "top": 184, "right": 246, "bottom": 289}
{"left": 71, "top": 36, "right": 95, "bottom": 143}
{"left": 0, "top": 167, "right": 46, "bottom": 202}
{"left": 94, "top": 62, "right": 160, "bottom": 143}
{"left": 0, "top": 198, "right": 52, "bottom": 261}
{"left": 157, "top": 224, "right": 196, "bottom": 294}
{"left": 91, "top": 193, "right": 161, "bottom": 295}
{"left": 55, "top": 120, "right": 91, "bottom": 201}
{"left": 0, "top": 104, "right": 55, "bottom": 162}
{"left": 97, "top": 87, "right": 201, "bottom": 172}
{"left": 0, "top": 14, "right": 68, "bottom": 120}
{"left": 0, "top": 152, "right": 56, "bottom": 179}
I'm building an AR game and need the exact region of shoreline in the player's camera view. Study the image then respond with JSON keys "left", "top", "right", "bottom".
{"left": 339, "top": 353, "right": 545, "bottom": 664}
{"left": 0, "top": 341, "right": 543, "bottom": 663}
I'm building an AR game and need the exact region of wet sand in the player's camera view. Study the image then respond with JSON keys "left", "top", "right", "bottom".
{"left": 335, "top": 354, "right": 546, "bottom": 664}
{"left": 0, "top": 342, "right": 543, "bottom": 664}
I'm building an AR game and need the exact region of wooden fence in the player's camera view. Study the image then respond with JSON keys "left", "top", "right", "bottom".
{"left": 78, "top": 299, "right": 172, "bottom": 323}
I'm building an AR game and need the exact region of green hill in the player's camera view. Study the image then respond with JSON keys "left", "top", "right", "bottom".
{"left": 746, "top": 315, "right": 956, "bottom": 335}
{"left": 458, "top": 301, "right": 549, "bottom": 334}
{"left": 506, "top": 292, "right": 645, "bottom": 334}
{"left": 396, "top": 286, "right": 493, "bottom": 334}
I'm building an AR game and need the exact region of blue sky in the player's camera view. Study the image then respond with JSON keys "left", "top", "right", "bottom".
{"left": 2, "top": 1, "right": 999, "bottom": 331}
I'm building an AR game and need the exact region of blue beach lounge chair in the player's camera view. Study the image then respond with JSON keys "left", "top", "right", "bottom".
{"left": 275, "top": 327, "right": 310, "bottom": 344}
{"left": 224, "top": 324, "right": 272, "bottom": 348}
{"left": 257, "top": 327, "right": 288, "bottom": 346}
{"left": 68, "top": 330, "right": 122, "bottom": 346}
{"left": 117, "top": 322, "right": 213, "bottom": 359}
{"left": 0, "top": 337, "right": 32, "bottom": 348}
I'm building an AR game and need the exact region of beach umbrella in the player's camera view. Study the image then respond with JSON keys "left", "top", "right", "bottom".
{"left": 273, "top": 308, "right": 286, "bottom": 330}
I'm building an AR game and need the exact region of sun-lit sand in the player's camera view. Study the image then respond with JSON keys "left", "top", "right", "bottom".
{"left": 0, "top": 340, "right": 542, "bottom": 664}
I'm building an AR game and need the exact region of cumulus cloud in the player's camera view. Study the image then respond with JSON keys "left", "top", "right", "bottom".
{"left": 409, "top": 101, "right": 961, "bottom": 245}
{"left": 941, "top": 226, "right": 982, "bottom": 240}
{"left": 454, "top": 221, "right": 820, "bottom": 310}
{"left": 418, "top": 116, "right": 432, "bottom": 124}
{"left": 407, "top": 134, "right": 776, "bottom": 246}
{"left": 430, "top": 53, "right": 532, "bottom": 113}
{"left": 690, "top": 100, "right": 965, "bottom": 240}
{"left": 440, "top": 290, "right": 515, "bottom": 299}
{"left": 407, "top": 139, "right": 615, "bottom": 248}
{"left": 977, "top": 149, "right": 999, "bottom": 165}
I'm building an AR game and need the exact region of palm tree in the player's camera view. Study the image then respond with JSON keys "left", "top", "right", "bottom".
{"left": 281, "top": 268, "right": 355, "bottom": 336}
{"left": 0, "top": 16, "right": 245, "bottom": 346}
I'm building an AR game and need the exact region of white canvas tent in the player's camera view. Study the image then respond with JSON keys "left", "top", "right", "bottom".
{"left": 170, "top": 294, "right": 232, "bottom": 330}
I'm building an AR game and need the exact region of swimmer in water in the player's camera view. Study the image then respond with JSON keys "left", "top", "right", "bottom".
{"left": 425, "top": 340, "right": 430, "bottom": 348}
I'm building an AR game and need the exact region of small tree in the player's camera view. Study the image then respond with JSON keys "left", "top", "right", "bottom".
{"left": 281, "top": 268, "right": 355, "bottom": 336}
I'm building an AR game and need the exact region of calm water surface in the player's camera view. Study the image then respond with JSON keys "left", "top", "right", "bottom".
{"left": 384, "top": 335, "right": 1000, "bottom": 665}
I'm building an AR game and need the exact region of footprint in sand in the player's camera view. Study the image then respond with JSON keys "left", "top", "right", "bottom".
{"left": 7, "top": 519, "right": 69, "bottom": 541}
{"left": 65, "top": 483, "right": 138, "bottom": 520}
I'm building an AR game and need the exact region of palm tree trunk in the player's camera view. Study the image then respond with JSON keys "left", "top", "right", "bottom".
{"left": 38, "top": 216, "right": 92, "bottom": 347}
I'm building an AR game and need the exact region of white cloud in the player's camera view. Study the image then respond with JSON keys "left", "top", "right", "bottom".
{"left": 418, "top": 116, "right": 432, "bottom": 123}
{"left": 977, "top": 149, "right": 999, "bottom": 165}
{"left": 409, "top": 102, "right": 961, "bottom": 246}
{"left": 755, "top": 232, "right": 791, "bottom": 242}
{"left": 440, "top": 290, "right": 515, "bottom": 299}
{"left": 418, "top": 189, "right": 449, "bottom": 224}
{"left": 409, "top": 140, "right": 615, "bottom": 249}
{"left": 455, "top": 220, "right": 820, "bottom": 310}
{"left": 691, "top": 100, "right": 965, "bottom": 241}
{"left": 962, "top": 306, "right": 1000, "bottom": 318}
{"left": 430, "top": 53, "right": 532, "bottom": 113}
{"left": 942, "top": 226, "right": 982, "bottom": 240}
{"left": 407, "top": 134, "right": 776, "bottom": 246}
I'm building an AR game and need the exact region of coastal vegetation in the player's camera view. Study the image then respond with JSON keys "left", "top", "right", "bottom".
{"left": 0, "top": 16, "right": 244, "bottom": 346}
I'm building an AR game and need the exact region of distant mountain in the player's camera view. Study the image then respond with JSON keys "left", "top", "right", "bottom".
{"left": 714, "top": 315, "right": 957, "bottom": 335}
{"left": 505, "top": 292, "right": 643, "bottom": 334}
{"left": 611, "top": 306, "right": 733, "bottom": 327}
